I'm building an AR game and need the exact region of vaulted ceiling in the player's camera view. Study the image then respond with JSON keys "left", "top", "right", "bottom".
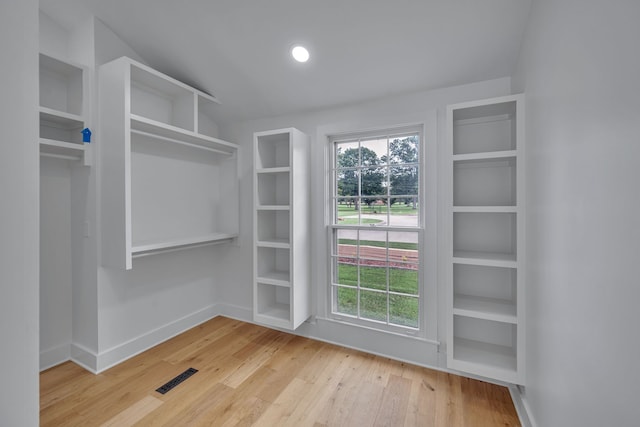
{"left": 40, "top": 0, "right": 532, "bottom": 123}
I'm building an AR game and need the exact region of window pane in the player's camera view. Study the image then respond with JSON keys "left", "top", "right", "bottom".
{"left": 360, "top": 138, "right": 387, "bottom": 166}
{"left": 335, "top": 286, "right": 357, "bottom": 316}
{"left": 337, "top": 169, "right": 359, "bottom": 198}
{"left": 389, "top": 166, "right": 418, "bottom": 196}
{"left": 389, "top": 264, "right": 418, "bottom": 295}
{"left": 389, "top": 294, "right": 418, "bottom": 328}
{"left": 335, "top": 228, "right": 357, "bottom": 257}
{"left": 336, "top": 197, "right": 359, "bottom": 224}
{"left": 335, "top": 258, "right": 357, "bottom": 287}
{"left": 336, "top": 142, "right": 359, "bottom": 167}
{"left": 357, "top": 230, "right": 386, "bottom": 261}
{"left": 388, "top": 231, "right": 419, "bottom": 254}
{"left": 359, "top": 264, "right": 387, "bottom": 291}
{"left": 360, "top": 290, "right": 387, "bottom": 322}
{"left": 360, "top": 167, "right": 386, "bottom": 198}
{"left": 360, "top": 197, "right": 387, "bottom": 222}
{"left": 389, "top": 198, "right": 419, "bottom": 227}
{"left": 388, "top": 135, "right": 419, "bottom": 165}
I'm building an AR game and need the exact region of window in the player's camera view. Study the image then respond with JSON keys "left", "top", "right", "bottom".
{"left": 329, "top": 126, "right": 423, "bottom": 333}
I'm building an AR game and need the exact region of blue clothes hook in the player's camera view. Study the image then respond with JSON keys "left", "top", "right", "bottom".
{"left": 81, "top": 128, "right": 92, "bottom": 143}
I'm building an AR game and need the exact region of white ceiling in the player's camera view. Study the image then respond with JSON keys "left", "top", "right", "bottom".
{"left": 40, "top": 0, "right": 532, "bottom": 124}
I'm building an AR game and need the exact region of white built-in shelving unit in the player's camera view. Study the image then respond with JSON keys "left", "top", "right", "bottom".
{"left": 446, "top": 94, "right": 525, "bottom": 384}
{"left": 39, "top": 51, "right": 91, "bottom": 370}
{"left": 100, "top": 56, "right": 239, "bottom": 270}
{"left": 39, "top": 52, "right": 91, "bottom": 165}
{"left": 253, "top": 128, "right": 310, "bottom": 330}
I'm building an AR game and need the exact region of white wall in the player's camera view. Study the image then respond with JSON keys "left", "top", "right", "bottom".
{"left": 40, "top": 157, "right": 73, "bottom": 369}
{"left": 513, "top": 1, "right": 640, "bottom": 425}
{"left": 0, "top": 0, "right": 39, "bottom": 425}
{"left": 218, "top": 77, "right": 512, "bottom": 367}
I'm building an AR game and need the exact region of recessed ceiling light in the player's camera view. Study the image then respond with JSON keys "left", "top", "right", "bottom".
{"left": 291, "top": 45, "right": 310, "bottom": 63}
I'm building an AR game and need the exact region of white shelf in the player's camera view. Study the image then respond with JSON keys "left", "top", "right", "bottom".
{"left": 255, "top": 305, "right": 291, "bottom": 323}
{"left": 40, "top": 107, "right": 84, "bottom": 129}
{"left": 256, "top": 205, "right": 291, "bottom": 211}
{"left": 257, "top": 167, "right": 291, "bottom": 174}
{"left": 256, "top": 271, "right": 291, "bottom": 286}
{"left": 131, "top": 233, "right": 237, "bottom": 258}
{"left": 452, "top": 337, "right": 517, "bottom": 376}
{"left": 453, "top": 206, "right": 517, "bottom": 213}
{"left": 453, "top": 251, "right": 517, "bottom": 268}
{"left": 257, "top": 238, "right": 290, "bottom": 249}
{"left": 39, "top": 138, "right": 85, "bottom": 160}
{"left": 453, "top": 294, "right": 516, "bottom": 324}
{"left": 452, "top": 150, "right": 516, "bottom": 162}
{"left": 131, "top": 115, "right": 237, "bottom": 154}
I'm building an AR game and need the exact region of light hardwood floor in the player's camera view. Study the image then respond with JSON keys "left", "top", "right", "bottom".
{"left": 40, "top": 316, "right": 520, "bottom": 426}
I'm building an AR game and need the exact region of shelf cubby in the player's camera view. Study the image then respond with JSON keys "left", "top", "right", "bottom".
{"left": 255, "top": 283, "right": 291, "bottom": 326}
{"left": 453, "top": 264, "right": 516, "bottom": 319}
{"left": 453, "top": 316, "right": 518, "bottom": 378}
{"left": 196, "top": 94, "right": 222, "bottom": 140}
{"left": 453, "top": 212, "right": 516, "bottom": 260}
{"left": 130, "top": 63, "right": 195, "bottom": 132}
{"left": 256, "top": 210, "right": 290, "bottom": 247}
{"left": 256, "top": 171, "right": 290, "bottom": 207}
{"left": 255, "top": 132, "right": 291, "bottom": 169}
{"left": 452, "top": 100, "right": 517, "bottom": 155}
{"left": 256, "top": 247, "right": 290, "bottom": 285}
{"left": 39, "top": 53, "right": 84, "bottom": 116}
{"left": 454, "top": 157, "right": 516, "bottom": 207}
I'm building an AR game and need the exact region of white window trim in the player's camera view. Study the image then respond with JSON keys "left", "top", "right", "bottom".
{"left": 324, "top": 118, "right": 438, "bottom": 340}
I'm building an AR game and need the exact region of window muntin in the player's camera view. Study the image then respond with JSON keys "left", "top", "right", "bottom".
{"left": 330, "top": 129, "right": 422, "bottom": 332}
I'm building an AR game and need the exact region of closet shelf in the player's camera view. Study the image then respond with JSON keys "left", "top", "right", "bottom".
{"left": 452, "top": 337, "right": 517, "bottom": 375}
{"left": 257, "top": 238, "right": 290, "bottom": 249}
{"left": 256, "top": 205, "right": 291, "bottom": 211}
{"left": 256, "top": 271, "right": 291, "bottom": 287}
{"left": 131, "top": 114, "right": 237, "bottom": 154}
{"left": 453, "top": 294, "right": 517, "bottom": 324}
{"left": 131, "top": 232, "right": 237, "bottom": 258}
{"left": 40, "top": 107, "right": 84, "bottom": 129}
{"left": 453, "top": 251, "right": 517, "bottom": 268}
{"left": 256, "top": 167, "right": 291, "bottom": 174}
{"left": 39, "top": 138, "right": 85, "bottom": 160}
{"left": 453, "top": 150, "right": 516, "bottom": 162}
{"left": 255, "top": 306, "right": 291, "bottom": 324}
{"left": 452, "top": 206, "right": 517, "bottom": 213}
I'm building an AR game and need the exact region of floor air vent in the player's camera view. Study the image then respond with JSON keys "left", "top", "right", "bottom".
{"left": 155, "top": 367, "right": 198, "bottom": 394}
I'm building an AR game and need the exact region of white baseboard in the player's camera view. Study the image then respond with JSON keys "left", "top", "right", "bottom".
{"left": 93, "top": 304, "right": 220, "bottom": 373}
{"left": 509, "top": 385, "right": 536, "bottom": 427}
{"left": 70, "top": 343, "right": 98, "bottom": 374}
{"left": 214, "top": 302, "right": 252, "bottom": 322}
{"left": 40, "top": 343, "right": 71, "bottom": 372}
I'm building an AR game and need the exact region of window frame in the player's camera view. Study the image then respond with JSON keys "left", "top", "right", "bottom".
{"left": 327, "top": 125, "right": 426, "bottom": 337}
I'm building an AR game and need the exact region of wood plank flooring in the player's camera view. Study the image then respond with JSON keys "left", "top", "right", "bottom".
{"left": 40, "top": 316, "right": 520, "bottom": 426}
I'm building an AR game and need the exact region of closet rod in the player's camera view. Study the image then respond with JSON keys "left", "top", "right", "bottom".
{"left": 130, "top": 129, "right": 233, "bottom": 155}
{"left": 40, "top": 152, "right": 81, "bottom": 161}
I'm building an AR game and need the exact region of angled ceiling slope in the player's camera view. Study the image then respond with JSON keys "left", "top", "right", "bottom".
{"left": 40, "top": 0, "right": 532, "bottom": 124}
